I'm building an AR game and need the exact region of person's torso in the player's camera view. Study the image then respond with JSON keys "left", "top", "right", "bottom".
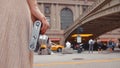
{"left": 0, "top": 0, "right": 29, "bottom": 12}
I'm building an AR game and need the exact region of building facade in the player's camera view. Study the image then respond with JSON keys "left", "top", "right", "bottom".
{"left": 37, "top": 0, "right": 94, "bottom": 45}
{"left": 37, "top": 0, "right": 120, "bottom": 45}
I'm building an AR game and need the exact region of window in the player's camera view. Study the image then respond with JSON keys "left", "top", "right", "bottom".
{"left": 46, "top": 16, "right": 51, "bottom": 23}
{"left": 44, "top": 4, "right": 51, "bottom": 29}
{"left": 60, "top": 8, "right": 73, "bottom": 30}
{"left": 44, "top": 4, "right": 51, "bottom": 14}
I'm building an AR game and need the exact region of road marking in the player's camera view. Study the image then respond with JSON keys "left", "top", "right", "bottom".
{"left": 34, "top": 58, "right": 120, "bottom": 67}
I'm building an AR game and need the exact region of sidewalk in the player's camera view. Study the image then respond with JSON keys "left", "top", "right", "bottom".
{"left": 34, "top": 48, "right": 120, "bottom": 62}
{"left": 72, "top": 47, "right": 120, "bottom": 54}
{"left": 34, "top": 48, "right": 120, "bottom": 68}
{"left": 34, "top": 47, "right": 120, "bottom": 55}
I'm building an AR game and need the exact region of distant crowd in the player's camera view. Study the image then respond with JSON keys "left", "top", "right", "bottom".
{"left": 68, "top": 38, "right": 120, "bottom": 53}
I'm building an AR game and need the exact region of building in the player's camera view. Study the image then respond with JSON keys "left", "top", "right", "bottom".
{"left": 37, "top": 0, "right": 120, "bottom": 45}
{"left": 37, "top": 0, "right": 94, "bottom": 45}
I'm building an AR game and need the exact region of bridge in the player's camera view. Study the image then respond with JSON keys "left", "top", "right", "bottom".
{"left": 64, "top": 0, "right": 120, "bottom": 42}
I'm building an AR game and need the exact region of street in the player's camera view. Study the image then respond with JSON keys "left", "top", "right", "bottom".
{"left": 34, "top": 49, "right": 120, "bottom": 68}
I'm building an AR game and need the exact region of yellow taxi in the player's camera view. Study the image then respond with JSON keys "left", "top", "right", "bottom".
{"left": 40, "top": 42, "right": 64, "bottom": 52}
{"left": 50, "top": 43, "right": 64, "bottom": 52}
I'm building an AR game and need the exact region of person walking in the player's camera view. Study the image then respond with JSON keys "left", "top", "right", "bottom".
{"left": 66, "top": 41, "right": 71, "bottom": 48}
{"left": 97, "top": 40, "right": 103, "bottom": 53}
{"left": 88, "top": 39, "right": 95, "bottom": 53}
{"left": 0, "top": 0, "right": 49, "bottom": 68}
{"left": 107, "top": 40, "right": 114, "bottom": 53}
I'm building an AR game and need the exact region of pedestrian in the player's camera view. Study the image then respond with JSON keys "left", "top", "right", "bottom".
{"left": 107, "top": 40, "right": 114, "bottom": 53}
{"left": 88, "top": 39, "right": 95, "bottom": 53}
{"left": 0, "top": 0, "right": 49, "bottom": 68}
{"left": 97, "top": 40, "right": 103, "bottom": 53}
{"left": 112, "top": 41, "right": 116, "bottom": 51}
{"left": 66, "top": 41, "right": 71, "bottom": 48}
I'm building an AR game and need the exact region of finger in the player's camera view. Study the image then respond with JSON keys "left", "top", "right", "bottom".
{"left": 43, "top": 24, "right": 49, "bottom": 34}
{"left": 41, "top": 24, "right": 45, "bottom": 34}
{"left": 41, "top": 23, "right": 48, "bottom": 34}
{"left": 40, "top": 19, "right": 49, "bottom": 34}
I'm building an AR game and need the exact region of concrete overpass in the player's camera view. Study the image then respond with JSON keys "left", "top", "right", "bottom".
{"left": 64, "top": 0, "right": 120, "bottom": 42}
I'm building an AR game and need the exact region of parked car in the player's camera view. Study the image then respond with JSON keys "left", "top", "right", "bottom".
{"left": 40, "top": 42, "right": 64, "bottom": 52}
{"left": 51, "top": 43, "right": 64, "bottom": 52}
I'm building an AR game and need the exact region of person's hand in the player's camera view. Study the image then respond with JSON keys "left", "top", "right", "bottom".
{"left": 40, "top": 17, "right": 49, "bottom": 34}
{"left": 27, "top": 0, "right": 49, "bottom": 34}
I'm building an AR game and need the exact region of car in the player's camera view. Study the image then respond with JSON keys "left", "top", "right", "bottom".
{"left": 40, "top": 42, "right": 64, "bottom": 52}
{"left": 50, "top": 43, "right": 64, "bottom": 52}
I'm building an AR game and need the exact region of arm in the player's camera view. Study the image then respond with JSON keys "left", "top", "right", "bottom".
{"left": 27, "top": 0, "right": 49, "bottom": 34}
